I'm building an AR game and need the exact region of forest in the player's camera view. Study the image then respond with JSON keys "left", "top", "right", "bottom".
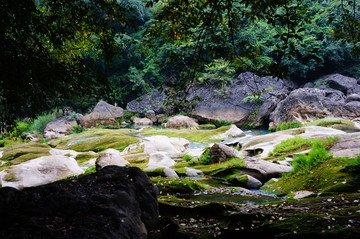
{"left": 1, "top": 0, "right": 359, "bottom": 129}
{"left": 1, "top": 1, "right": 360, "bottom": 238}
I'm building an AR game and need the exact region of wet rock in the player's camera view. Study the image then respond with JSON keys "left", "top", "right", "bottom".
{"left": 0, "top": 166, "right": 159, "bottom": 239}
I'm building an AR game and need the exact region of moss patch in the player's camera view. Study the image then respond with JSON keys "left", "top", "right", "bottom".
{"left": 264, "top": 157, "right": 360, "bottom": 194}
{"left": 151, "top": 177, "right": 210, "bottom": 194}
{"left": 140, "top": 126, "right": 231, "bottom": 142}
{"left": 49, "top": 129, "right": 140, "bottom": 152}
{"left": 304, "top": 117, "right": 359, "bottom": 130}
{"left": 1, "top": 142, "right": 51, "bottom": 164}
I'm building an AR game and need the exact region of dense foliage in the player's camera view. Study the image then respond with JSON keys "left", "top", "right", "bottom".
{"left": 1, "top": 0, "right": 359, "bottom": 129}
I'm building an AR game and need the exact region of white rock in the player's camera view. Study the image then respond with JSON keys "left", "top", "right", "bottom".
{"left": 293, "top": 191, "right": 314, "bottom": 199}
{"left": 299, "top": 126, "right": 345, "bottom": 138}
{"left": 163, "top": 167, "right": 179, "bottom": 178}
{"left": 133, "top": 117, "right": 153, "bottom": 126}
{"left": 0, "top": 155, "right": 84, "bottom": 189}
{"left": 185, "top": 167, "right": 203, "bottom": 177}
{"left": 0, "top": 151, "right": 3, "bottom": 159}
{"left": 143, "top": 135, "right": 189, "bottom": 156}
{"left": 245, "top": 158, "right": 292, "bottom": 179}
{"left": 211, "top": 124, "right": 245, "bottom": 139}
{"left": 49, "top": 148, "right": 80, "bottom": 158}
{"left": 79, "top": 158, "right": 97, "bottom": 169}
{"left": 145, "top": 152, "right": 176, "bottom": 170}
{"left": 96, "top": 148, "right": 129, "bottom": 170}
{"left": 44, "top": 118, "right": 77, "bottom": 139}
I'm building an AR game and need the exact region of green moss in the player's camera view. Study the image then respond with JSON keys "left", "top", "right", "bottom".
{"left": 75, "top": 152, "right": 98, "bottom": 163}
{"left": 192, "top": 157, "right": 246, "bottom": 176}
{"left": 304, "top": 117, "right": 358, "bottom": 130}
{"left": 198, "top": 124, "right": 216, "bottom": 129}
{"left": 2, "top": 168, "right": 18, "bottom": 182}
{"left": 272, "top": 121, "right": 302, "bottom": 131}
{"left": 268, "top": 136, "right": 339, "bottom": 159}
{"left": 151, "top": 177, "right": 210, "bottom": 194}
{"left": 140, "top": 126, "right": 231, "bottom": 142}
{"left": 1, "top": 142, "right": 51, "bottom": 164}
{"left": 265, "top": 157, "right": 360, "bottom": 194}
{"left": 49, "top": 128, "right": 138, "bottom": 148}
{"left": 48, "top": 129, "right": 140, "bottom": 152}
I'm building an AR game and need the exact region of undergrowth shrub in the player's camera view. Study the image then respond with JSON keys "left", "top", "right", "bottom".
{"left": 292, "top": 141, "right": 332, "bottom": 173}
{"left": 199, "top": 149, "right": 211, "bottom": 165}
{"left": 29, "top": 111, "right": 56, "bottom": 133}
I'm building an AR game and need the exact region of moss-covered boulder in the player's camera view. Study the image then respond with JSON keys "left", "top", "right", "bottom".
{"left": 0, "top": 142, "right": 51, "bottom": 165}
{"left": 140, "top": 125, "right": 232, "bottom": 143}
{"left": 304, "top": 117, "right": 360, "bottom": 131}
{"left": 49, "top": 129, "right": 140, "bottom": 152}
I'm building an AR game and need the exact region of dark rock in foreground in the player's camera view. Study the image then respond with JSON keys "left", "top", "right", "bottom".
{"left": 0, "top": 166, "right": 159, "bottom": 239}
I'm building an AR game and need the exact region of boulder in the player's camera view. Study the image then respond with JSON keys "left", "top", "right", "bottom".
{"left": 126, "top": 91, "right": 168, "bottom": 114}
{"left": 79, "top": 101, "right": 123, "bottom": 128}
{"left": 244, "top": 157, "right": 292, "bottom": 182}
{"left": 345, "top": 94, "right": 360, "bottom": 103}
{"left": 142, "top": 135, "right": 189, "bottom": 157}
{"left": 49, "top": 148, "right": 80, "bottom": 158}
{"left": 144, "top": 110, "right": 157, "bottom": 123}
{"left": 163, "top": 167, "right": 179, "bottom": 178}
{"left": 0, "top": 166, "right": 159, "bottom": 239}
{"left": 210, "top": 124, "right": 245, "bottom": 139}
{"left": 145, "top": 152, "right": 176, "bottom": 170}
{"left": 209, "top": 143, "right": 243, "bottom": 163}
{"left": 95, "top": 149, "right": 130, "bottom": 170}
{"left": 134, "top": 117, "right": 153, "bottom": 127}
{"left": 229, "top": 175, "right": 263, "bottom": 189}
{"left": 313, "top": 74, "right": 360, "bottom": 95}
{"left": 44, "top": 118, "right": 77, "bottom": 139}
{"left": 330, "top": 132, "right": 360, "bottom": 158}
{"left": 164, "top": 115, "right": 199, "bottom": 129}
{"left": 269, "top": 88, "right": 360, "bottom": 126}
{"left": 0, "top": 155, "right": 84, "bottom": 189}
{"left": 127, "top": 72, "right": 294, "bottom": 127}
{"left": 185, "top": 167, "right": 203, "bottom": 177}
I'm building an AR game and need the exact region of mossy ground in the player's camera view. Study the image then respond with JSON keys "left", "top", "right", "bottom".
{"left": 49, "top": 128, "right": 140, "bottom": 152}
{"left": 151, "top": 177, "right": 210, "bottom": 194}
{"left": 264, "top": 157, "right": 360, "bottom": 194}
{"left": 140, "top": 126, "right": 231, "bottom": 142}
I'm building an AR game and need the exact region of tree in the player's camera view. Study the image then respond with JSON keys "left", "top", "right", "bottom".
{"left": 0, "top": 0, "right": 139, "bottom": 128}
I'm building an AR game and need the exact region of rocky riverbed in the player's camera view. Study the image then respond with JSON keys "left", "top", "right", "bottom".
{"left": 0, "top": 111, "right": 360, "bottom": 238}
